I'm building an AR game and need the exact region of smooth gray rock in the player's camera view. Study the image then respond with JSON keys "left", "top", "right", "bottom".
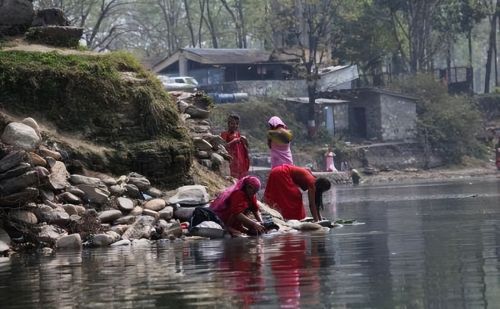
{"left": 98, "top": 209, "right": 122, "bottom": 223}
{"left": 56, "top": 234, "right": 82, "bottom": 250}
{"left": 142, "top": 209, "right": 159, "bottom": 219}
{"left": 109, "top": 184, "right": 125, "bottom": 196}
{"left": 91, "top": 234, "right": 113, "bottom": 247}
{"left": 0, "top": 163, "right": 31, "bottom": 181}
{"left": 0, "top": 151, "right": 26, "bottom": 173}
{"left": 167, "top": 185, "right": 209, "bottom": 205}
{"left": 122, "top": 216, "right": 156, "bottom": 240}
{"left": 48, "top": 161, "right": 70, "bottom": 190}
{"left": 0, "top": 187, "right": 38, "bottom": 206}
{"left": 114, "top": 215, "right": 136, "bottom": 225}
{"left": 143, "top": 198, "right": 166, "bottom": 211}
{"left": 58, "top": 192, "right": 81, "bottom": 204}
{"left": 127, "top": 173, "right": 151, "bottom": 191}
{"left": 124, "top": 184, "right": 141, "bottom": 198}
{"left": 145, "top": 187, "right": 163, "bottom": 198}
{"left": 0, "top": 171, "right": 38, "bottom": 195}
{"left": 10, "top": 210, "right": 37, "bottom": 224}
{"left": 130, "top": 206, "right": 143, "bottom": 216}
{"left": 1, "top": 122, "right": 40, "bottom": 150}
{"left": 159, "top": 206, "right": 174, "bottom": 220}
{"left": 62, "top": 204, "right": 78, "bottom": 216}
{"left": 117, "top": 197, "right": 134, "bottom": 212}
{"left": 66, "top": 186, "right": 85, "bottom": 198}
{"left": 77, "top": 184, "right": 110, "bottom": 205}
{"left": 70, "top": 174, "right": 104, "bottom": 186}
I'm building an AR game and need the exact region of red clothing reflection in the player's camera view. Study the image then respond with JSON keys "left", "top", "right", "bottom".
{"left": 218, "top": 241, "right": 264, "bottom": 307}
{"left": 270, "top": 235, "right": 321, "bottom": 308}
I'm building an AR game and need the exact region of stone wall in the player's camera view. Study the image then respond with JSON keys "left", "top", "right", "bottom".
{"left": 200, "top": 80, "right": 307, "bottom": 97}
{"left": 349, "top": 142, "right": 443, "bottom": 170}
{"left": 380, "top": 94, "right": 417, "bottom": 141}
{"left": 333, "top": 104, "right": 349, "bottom": 134}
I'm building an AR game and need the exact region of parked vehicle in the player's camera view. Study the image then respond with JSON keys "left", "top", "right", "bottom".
{"left": 157, "top": 75, "right": 199, "bottom": 92}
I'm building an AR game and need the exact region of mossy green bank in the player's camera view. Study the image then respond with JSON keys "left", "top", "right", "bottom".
{"left": 0, "top": 50, "right": 193, "bottom": 188}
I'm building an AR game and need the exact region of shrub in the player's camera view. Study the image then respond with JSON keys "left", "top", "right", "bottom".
{"left": 391, "top": 74, "right": 487, "bottom": 164}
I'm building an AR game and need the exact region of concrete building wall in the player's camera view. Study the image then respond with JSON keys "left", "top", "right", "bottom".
{"left": 348, "top": 92, "right": 381, "bottom": 140}
{"left": 380, "top": 94, "right": 417, "bottom": 141}
{"left": 333, "top": 104, "right": 349, "bottom": 133}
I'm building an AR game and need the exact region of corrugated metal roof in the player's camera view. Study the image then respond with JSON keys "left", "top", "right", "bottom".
{"left": 153, "top": 48, "right": 299, "bottom": 73}
{"left": 282, "top": 97, "right": 350, "bottom": 104}
{"left": 182, "top": 48, "right": 271, "bottom": 64}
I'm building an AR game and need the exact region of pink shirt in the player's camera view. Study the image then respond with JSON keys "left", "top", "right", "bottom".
{"left": 270, "top": 142, "right": 293, "bottom": 167}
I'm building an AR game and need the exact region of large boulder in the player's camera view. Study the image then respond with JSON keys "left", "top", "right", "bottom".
{"left": 1, "top": 122, "right": 41, "bottom": 151}
{"left": 32, "top": 8, "right": 69, "bottom": 27}
{"left": 0, "top": 0, "right": 34, "bottom": 35}
{"left": 26, "top": 26, "right": 84, "bottom": 48}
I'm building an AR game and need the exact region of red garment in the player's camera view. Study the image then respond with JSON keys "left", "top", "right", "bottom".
{"left": 270, "top": 236, "right": 305, "bottom": 308}
{"left": 264, "top": 165, "right": 316, "bottom": 220}
{"left": 221, "top": 130, "right": 250, "bottom": 179}
{"left": 210, "top": 190, "right": 258, "bottom": 233}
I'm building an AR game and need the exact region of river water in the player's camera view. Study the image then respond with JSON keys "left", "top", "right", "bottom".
{"left": 1, "top": 178, "right": 500, "bottom": 308}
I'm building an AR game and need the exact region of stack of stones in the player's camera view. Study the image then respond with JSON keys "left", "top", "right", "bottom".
{"left": 0, "top": 0, "right": 83, "bottom": 47}
{"left": 171, "top": 91, "right": 231, "bottom": 176}
{"left": 0, "top": 117, "right": 212, "bottom": 255}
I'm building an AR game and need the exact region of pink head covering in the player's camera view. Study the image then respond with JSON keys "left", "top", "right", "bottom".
{"left": 210, "top": 176, "right": 261, "bottom": 211}
{"left": 268, "top": 116, "right": 287, "bottom": 129}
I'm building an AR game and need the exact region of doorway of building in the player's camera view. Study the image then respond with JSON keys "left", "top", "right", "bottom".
{"left": 351, "top": 107, "right": 367, "bottom": 138}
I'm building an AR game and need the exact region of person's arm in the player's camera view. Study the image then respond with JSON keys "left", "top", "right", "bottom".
{"left": 227, "top": 137, "right": 241, "bottom": 145}
{"left": 235, "top": 213, "right": 265, "bottom": 234}
{"left": 252, "top": 209, "right": 263, "bottom": 223}
{"left": 240, "top": 135, "right": 248, "bottom": 148}
{"left": 307, "top": 185, "right": 321, "bottom": 222}
{"left": 227, "top": 226, "right": 244, "bottom": 237}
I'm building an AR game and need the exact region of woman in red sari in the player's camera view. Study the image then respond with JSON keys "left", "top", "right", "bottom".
{"left": 210, "top": 176, "right": 266, "bottom": 237}
{"left": 264, "top": 165, "right": 331, "bottom": 221}
{"left": 221, "top": 114, "right": 250, "bottom": 179}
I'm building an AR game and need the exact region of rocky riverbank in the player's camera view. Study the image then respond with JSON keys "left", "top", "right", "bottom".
{"left": 360, "top": 164, "right": 499, "bottom": 185}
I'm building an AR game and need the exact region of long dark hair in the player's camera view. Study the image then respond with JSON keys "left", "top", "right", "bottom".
{"left": 315, "top": 177, "right": 331, "bottom": 211}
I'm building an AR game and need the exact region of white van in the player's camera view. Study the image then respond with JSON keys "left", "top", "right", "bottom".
{"left": 157, "top": 75, "right": 199, "bottom": 92}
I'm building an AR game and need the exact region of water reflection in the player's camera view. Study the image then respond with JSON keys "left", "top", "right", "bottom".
{"left": 0, "top": 179, "right": 500, "bottom": 308}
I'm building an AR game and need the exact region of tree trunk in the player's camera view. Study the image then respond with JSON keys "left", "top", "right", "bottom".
{"left": 485, "top": 8, "right": 498, "bottom": 93}
{"left": 236, "top": 0, "right": 247, "bottom": 48}
{"left": 220, "top": 0, "right": 243, "bottom": 47}
{"left": 307, "top": 80, "right": 317, "bottom": 138}
{"left": 197, "top": 0, "right": 206, "bottom": 47}
{"left": 204, "top": 2, "right": 218, "bottom": 48}
{"left": 183, "top": 0, "right": 196, "bottom": 47}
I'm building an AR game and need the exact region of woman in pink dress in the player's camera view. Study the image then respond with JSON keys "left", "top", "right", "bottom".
{"left": 267, "top": 116, "right": 293, "bottom": 168}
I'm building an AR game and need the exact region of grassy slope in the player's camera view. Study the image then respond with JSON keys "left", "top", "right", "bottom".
{"left": 0, "top": 47, "right": 194, "bottom": 188}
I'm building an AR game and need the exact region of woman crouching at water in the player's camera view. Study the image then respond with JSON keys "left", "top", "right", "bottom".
{"left": 209, "top": 176, "right": 266, "bottom": 237}
{"left": 264, "top": 165, "right": 331, "bottom": 222}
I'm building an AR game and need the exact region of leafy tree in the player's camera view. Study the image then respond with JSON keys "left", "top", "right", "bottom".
{"left": 392, "top": 74, "right": 486, "bottom": 164}
{"left": 267, "top": 0, "right": 367, "bottom": 137}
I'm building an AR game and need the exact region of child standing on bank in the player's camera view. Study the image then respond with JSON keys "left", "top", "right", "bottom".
{"left": 221, "top": 114, "right": 250, "bottom": 179}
